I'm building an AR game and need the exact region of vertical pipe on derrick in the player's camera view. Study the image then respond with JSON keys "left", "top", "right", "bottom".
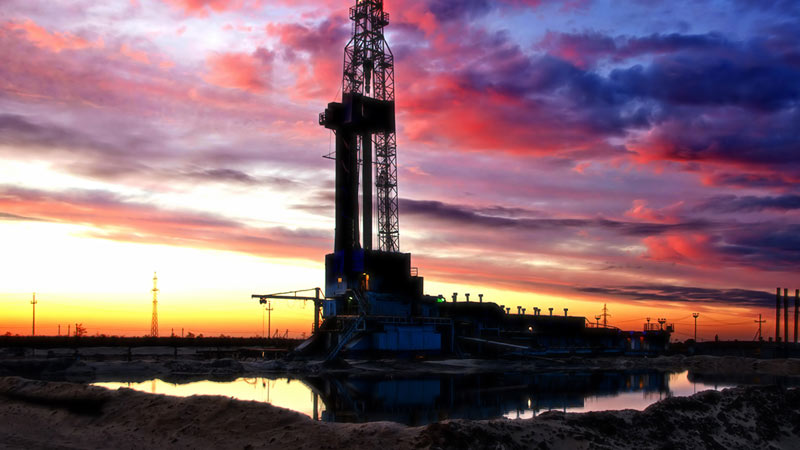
{"left": 362, "top": 134, "right": 372, "bottom": 250}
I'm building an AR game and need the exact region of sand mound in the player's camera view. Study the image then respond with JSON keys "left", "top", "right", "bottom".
{"left": 1, "top": 376, "right": 798, "bottom": 449}
{"left": 418, "top": 387, "right": 800, "bottom": 449}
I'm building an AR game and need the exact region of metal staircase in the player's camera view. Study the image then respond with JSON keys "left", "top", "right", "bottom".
{"left": 325, "top": 289, "right": 368, "bottom": 361}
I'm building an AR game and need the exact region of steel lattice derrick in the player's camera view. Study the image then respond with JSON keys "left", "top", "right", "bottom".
{"left": 375, "top": 131, "right": 399, "bottom": 251}
{"left": 340, "top": 0, "right": 399, "bottom": 252}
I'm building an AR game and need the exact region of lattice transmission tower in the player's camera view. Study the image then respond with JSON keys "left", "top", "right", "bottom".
{"left": 151, "top": 272, "right": 159, "bottom": 337}
{"left": 340, "top": 0, "right": 399, "bottom": 252}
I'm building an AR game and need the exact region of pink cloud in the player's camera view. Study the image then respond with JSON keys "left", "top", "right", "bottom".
{"left": 266, "top": 19, "right": 348, "bottom": 101}
{"left": 643, "top": 234, "right": 714, "bottom": 264}
{"left": 0, "top": 186, "right": 326, "bottom": 262}
{"left": 6, "top": 19, "right": 103, "bottom": 53}
{"left": 162, "top": 0, "right": 245, "bottom": 15}
{"left": 204, "top": 48, "right": 273, "bottom": 93}
{"left": 625, "top": 200, "right": 684, "bottom": 224}
{"left": 120, "top": 44, "right": 150, "bottom": 64}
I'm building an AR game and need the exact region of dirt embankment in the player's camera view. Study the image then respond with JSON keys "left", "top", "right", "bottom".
{"left": 2, "top": 355, "right": 799, "bottom": 383}
{"left": 1, "top": 376, "right": 798, "bottom": 450}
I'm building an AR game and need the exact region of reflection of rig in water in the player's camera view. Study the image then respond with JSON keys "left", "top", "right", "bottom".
{"left": 253, "top": 0, "right": 672, "bottom": 359}
{"left": 302, "top": 370, "right": 671, "bottom": 426}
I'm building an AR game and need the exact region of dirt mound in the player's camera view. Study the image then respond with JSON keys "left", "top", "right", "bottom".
{"left": 417, "top": 386, "right": 800, "bottom": 449}
{"left": 1, "top": 377, "right": 798, "bottom": 449}
{"left": 0, "top": 358, "right": 95, "bottom": 382}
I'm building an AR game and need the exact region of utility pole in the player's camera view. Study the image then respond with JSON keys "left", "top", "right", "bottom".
{"left": 151, "top": 272, "right": 159, "bottom": 338}
{"left": 692, "top": 313, "right": 699, "bottom": 341}
{"left": 31, "top": 293, "right": 38, "bottom": 336}
{"left": 265, "top": 301, "right": 273, "bottom": 340}
{"left": 754, "top": 314, "right": 765, "bottom": 341}
{"left": 601, "top": 304, "right": 610, "bottom": 328}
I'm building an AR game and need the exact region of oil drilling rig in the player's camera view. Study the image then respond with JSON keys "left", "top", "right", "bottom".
{"left": 314, "top": 0, "right": 445, "bottom": 357}
{"left": 256, "top": 0, "right": 442, "bottom": 359}
{"left": 254, "top": 0, "right": 672, "bottom": 359}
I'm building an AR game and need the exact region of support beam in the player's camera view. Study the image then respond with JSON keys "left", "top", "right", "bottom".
{"left": 252, "top": 288, "right": 324, "bottom": 337}
{"left": 315, "top": 288, "right": 321, "bottom": 334}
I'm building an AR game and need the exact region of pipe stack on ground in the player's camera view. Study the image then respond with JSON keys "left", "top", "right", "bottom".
{"left": 795, "top": 289, "right": 799, "bottom": 344}
{"left": 785, "top": 288, "right": 790, "bottom": 345}
{"left": 777, "top": 287, "right": 781, "bottom": 342}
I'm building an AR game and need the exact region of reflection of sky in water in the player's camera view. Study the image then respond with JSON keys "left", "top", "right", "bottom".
{"left": 93, "top": 378, "right": 325, "bottom": 419}
{"left": 94, "top": 371, "right": 734, "bottom": 423}
{"left": 504, "top": 372, "right": 736, "bottom": 420}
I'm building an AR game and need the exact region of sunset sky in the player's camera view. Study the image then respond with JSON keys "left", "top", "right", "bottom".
{"left": 1, "top": 0, "right": 798, "bottom": 340}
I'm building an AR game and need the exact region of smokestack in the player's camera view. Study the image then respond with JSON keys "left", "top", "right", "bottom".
{"left": 785, "top": 288, "right": 789, "bottom": 345}
{"left": 478, "top": 294, "right": 483, "bottom": 303}
{"left": 776, "top": 287, "right": 781, "bottom": 342}
{"left": 465, "top": 293, "right": 470, "bottom": 302}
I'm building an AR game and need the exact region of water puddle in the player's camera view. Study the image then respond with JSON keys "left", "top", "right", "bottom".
{"left": 94, "top": 370, "right": 799, "bottom": 426}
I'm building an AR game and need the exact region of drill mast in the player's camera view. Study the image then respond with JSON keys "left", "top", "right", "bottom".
{"left": 337, "top": 0, "right": 399, "bottom": 252}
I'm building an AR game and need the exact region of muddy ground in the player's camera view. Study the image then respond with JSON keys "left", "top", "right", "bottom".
{"left": 1, "top": 355, "right": 799, "bottom": 449}
{"left": 1, "top": 376, "right": 798, "bottom": 449}
{"left": 2, "top": 353, "right": 800, "bottom": 383}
